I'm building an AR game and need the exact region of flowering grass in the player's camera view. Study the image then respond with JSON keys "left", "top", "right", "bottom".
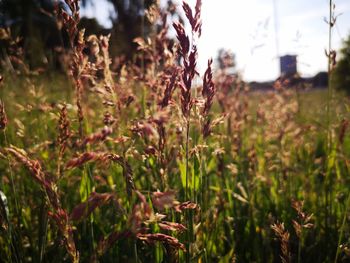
{"left": 1, "top": 0, "right": 350, "bottom": 262}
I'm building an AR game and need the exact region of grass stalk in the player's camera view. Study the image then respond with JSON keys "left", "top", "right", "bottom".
{"left": 334, "top": 192, "right": 350, "bottom": 263}
{"left": 185, "top": 116, "right": 191, "bottom": 263}
{"left": 185, "top": 117, "right": 190, "bottom": 201}
{"left": 325, "top": 0, "right": 334, "bottom": 255}
{"left": 38, "top": 196, "right": 48, "bottom": 263}
{"left": 2, "top": 131, "right": 19, "bottom": 217}
{"left": 2, "top": 130, "right": 23, "bottom": 261}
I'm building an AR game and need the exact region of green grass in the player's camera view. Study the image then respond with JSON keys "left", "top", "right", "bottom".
{"left": 1, "top": 70, "right": 350, "bottom": 263}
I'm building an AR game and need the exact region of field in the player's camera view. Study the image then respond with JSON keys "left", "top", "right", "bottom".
{"left": 1, "top": 1, "right": 350, "bottom": 263}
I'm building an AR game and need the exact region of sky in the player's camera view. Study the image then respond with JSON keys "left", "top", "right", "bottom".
{"left": 81, "top": 0, "right": 350, "bottom": 82}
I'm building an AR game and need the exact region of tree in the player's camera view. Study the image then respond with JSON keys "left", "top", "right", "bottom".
{"left": 0, "top": 0, "right": 65, "bottom": 68}
{"left": 0, "top": 0, "right": 167, "bottom": 66}
{"left": 82, "top": 0, "right": 156, "bottom": 58}
{"left": 332, "top": 34, "right": 350, "bottom": 93}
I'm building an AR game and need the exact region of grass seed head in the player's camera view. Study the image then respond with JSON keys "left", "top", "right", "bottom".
{"left": 0, "top": 100, "right": 8, "bottom": 131}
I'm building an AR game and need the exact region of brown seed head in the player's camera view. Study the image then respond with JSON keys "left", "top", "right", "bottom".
{"left": 137, "top": 233, "right": 186, "bottom": 251}
{"left": 0, "top": 100, "right": 8, "bottom": 130}
{"left": 58, "top": 104, "right": 70, "bottom": 155}
{"left": 271, "top": 222, "right": 291, "bottom": 263}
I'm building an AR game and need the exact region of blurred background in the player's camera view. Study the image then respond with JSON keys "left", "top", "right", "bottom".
{"left": 2, "top": 2, "right": 350, "bottom": 262}
{"left": 1, "top": 0, "right": 350, "bottom": 86}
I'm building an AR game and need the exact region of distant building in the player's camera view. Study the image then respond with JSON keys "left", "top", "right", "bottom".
{"left": 280, "top": 55, "right": 297, "bottom": 76}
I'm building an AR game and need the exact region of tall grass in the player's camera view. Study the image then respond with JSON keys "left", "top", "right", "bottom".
{"left": 0, "top": 0, "right": 350, "bottom": 262}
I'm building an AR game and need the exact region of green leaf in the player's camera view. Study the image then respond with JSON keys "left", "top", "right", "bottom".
{"left": 219, "top": 248, "right": 235, "bottom": 263}
{"left": 327, "top": 143, "right": 337, "bottom": 175}
{"left": 80, "top": 169, "right": 92, "bottom": 202}
{"left": 192, "top": 154, "right": 200, "bottom": 191}
{"left": 207, "top": 157, "right": 216, "bottom": 172}
{"left": 155, "top": 242, "right": 163, "bottom": 263}
{"left": 179, "top": 160, "right": 187, "bottom": 189}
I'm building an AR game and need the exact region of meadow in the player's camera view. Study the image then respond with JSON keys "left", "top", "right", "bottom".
{"left": 1, "top": 0, "right": 350, "bottom": 262}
